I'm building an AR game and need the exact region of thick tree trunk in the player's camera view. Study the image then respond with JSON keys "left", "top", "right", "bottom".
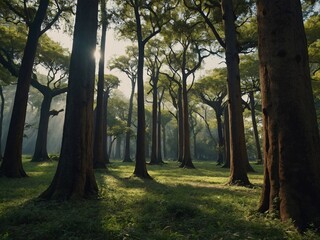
{"left": 32, "top": 94, "right": 52, "bottom": 162}
{"left": 249, "top": 92, "right": 262, "bottom": 164}
{"left": 180, "top": 77, "right": 195, "bottom": 169}
{"left": 257, "top": 0, "right": 320, "bottom": 231}
{"left": 221, "top": 0, "right": 250, "bottom": 185}
{"left": 1, "top": 0, "right": 49, "bottom": 178}
{"left": 0, "top": 85, "right": 4, "bottom": 161}
{"left": 123, "top": 82, "right": 135, "bottom": 162}
{"left": 93, "top": 0, "right": 107, "bottom": 169}
{"left": 132, "top": 4, "right": 151, "bottom": 179}
{"left": 39, "top": 0, "right": 99, "bottom": 200}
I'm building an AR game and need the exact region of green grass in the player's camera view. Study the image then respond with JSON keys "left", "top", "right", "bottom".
{"left": 0, "top": 158, "right": 319, "bottom": 240}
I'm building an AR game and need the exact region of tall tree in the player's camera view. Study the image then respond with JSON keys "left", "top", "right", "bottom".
{"left": 0, "top": 0, "right": 72, "bottom": 177}
{"left": 109, "top": 46, "right": 138, "bottom": 162}
{"left": 257, "top": 0, "right": 320, "bottom": 231}
{"left": 93, "top": 0, "right": 108, "bottom": 169}
{"left": 40, "top": 0, "right": 99, "bottom": 200}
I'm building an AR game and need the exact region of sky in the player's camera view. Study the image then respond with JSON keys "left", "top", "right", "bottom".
{"left": 47, "top": 28, "right": 224, "bottom": 98}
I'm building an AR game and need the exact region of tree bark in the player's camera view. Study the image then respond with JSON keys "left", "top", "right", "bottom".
{"left": 149, "top": 81, "right": 158, "bottom": 164}
{"left": 257, "top": 0, "right": 320, "bottom": 231}
{"left": 1, "top": 0, "right": 49, "bottom": 178}
{"left": 177, "top": 87, "right": 184, "bottom": 162}
{"left": 222, "top": 105, "right": 230, "bottom": 168}
{"left": 215, "top": 109, "right": 224, "bottom": 165}
{"left": 221, "top": 0, "right": 250, "bottom": 185}
{"left": 39, "top": 0, "right": 99, "bottom": 200}
{"left": 93, "top": 0, "right": 107, "bottom": 169}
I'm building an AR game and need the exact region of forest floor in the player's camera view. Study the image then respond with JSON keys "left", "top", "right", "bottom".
{"left": 0, "top": 157, "right": 319, "bottom": 240}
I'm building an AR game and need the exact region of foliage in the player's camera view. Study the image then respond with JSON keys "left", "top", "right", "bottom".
{"left": 1, "top": 158, "right": 319, "bottom": 239}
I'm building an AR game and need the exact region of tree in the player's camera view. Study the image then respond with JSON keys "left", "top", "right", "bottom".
{"left": 93, "top": 0, "right": 108, "bottom": 169}
{"left": 40, "top": 0, "right": 99, "bottom": 200}
{"left": 0, "top": 0, "right": 73, "bottom": 177}
{"left": 193, "top": 69, "right": 227, "bottom": 165}
{"left": 257, "top": 0, "right": 320, "bottom": 231}
{"left": 109, "top": 46, "right": 138, "bottom": 162}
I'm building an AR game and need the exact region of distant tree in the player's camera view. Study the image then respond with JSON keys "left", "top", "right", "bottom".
{"left": 109, "top": 46, "right": 138, "bottom": 163}
{"left": 257, "top": 0, "right": 320, "bottom": 231}
{"left": 40, "top": 0, "right": 99, "bottom": 200}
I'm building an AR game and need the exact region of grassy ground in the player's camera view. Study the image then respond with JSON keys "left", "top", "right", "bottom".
{"left": 0, "top": 157, "right": 319, "bottom": 240}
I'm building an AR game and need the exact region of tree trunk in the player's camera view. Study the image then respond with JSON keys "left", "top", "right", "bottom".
{"left": 179, "top": 76, "right": 195, "bottom": 168}
{"left": 249, "top": 91, "right": 262, "bottom": 164}
{"left": 177, "top": 87, "right": 183, "bottom": 162}
{"left": 157, "top": 92, "right": 163, "bottom": 163}
{"left": 32, "top": 93, "right": 52, "bottom": 162}
{"left": 115, "top": 136, "right": 122, "bottom": 159}
{"left": 1, "top": 0, "right": 49, "bottom": 178}
{"left": 215, "top": 109, "right": 224, "bottom": 165}
{"left": 93, "top": 0, "right": 107, "bottom": 169}
{"left": 221, "top": 0, "right": 250, "bottom": 185}
{"left": 39, "top": 0, "right": 99, "bottom": 200}
{"left": 257, "top": 0, "right": 320, "bottom": 231}
{"left": 149, "top": 82, "right": 158, "bottom": 164}
{"left": 123, "top": 80, "right": 135, "bottom": 162}
{"left": 162, "top": 122, "right": 167, "bottom": 160}
{"left": 0, "top": 85, "right": 4, "bottom": 161}
{"left": 132, "top": 4, "right": 151, "bottom": 179}
{"left": 222, "top": 105, "right": 230, "bottom": 168}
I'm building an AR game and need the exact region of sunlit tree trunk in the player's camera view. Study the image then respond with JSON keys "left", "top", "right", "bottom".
{"left": 221, "top": 0, "right": 250, "bottom": 185}
{"left": 257, "top": 0, "right": 320, "bottom": 231}
{"left": 39, "top": 0, "right": 99, "bottom": 200}
{"left": 1, "top": 0, "right": 49, "bottom": 178}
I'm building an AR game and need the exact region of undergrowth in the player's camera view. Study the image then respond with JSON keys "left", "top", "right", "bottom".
{"left": 0, "top": 158, "right": 319, "bottom": 240}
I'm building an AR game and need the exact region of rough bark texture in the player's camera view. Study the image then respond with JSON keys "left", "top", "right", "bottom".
{"left": 222, "top": 0, "right": 250, "bottom": 185}
{"left": 93, "top": 0, "right": 107, "bottom": 169}
{"left": 257, "top": 0, "right": 320, "bottom": 231}
{"left": 39, "top": 0, "right": 99, "bottom": 200}
{"left": 0, "top": 0, "right": 49, "bottom": 178}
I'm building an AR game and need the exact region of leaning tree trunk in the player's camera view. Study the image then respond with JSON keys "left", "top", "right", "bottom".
{"left": 249, "top": 91, "right": 262, "bottom": 164}
{"left": 221, "top": 0, "right": 250, "bottom": 185}
{"left": 93, "top": 0, "right": 107, "bottom": 169}
{"left": 32, "top": 93, "right": 52, "bottom": 162}
{"left": 0, "top": 0, "right": 49, "bottom": 178}
{"left": 39, "top": 0, "right": 99, "bottom": 200}
{"left": 180, "top": 76, "right": 195, "bottom": 169}
{"left": 257, "top": 0, "right": 320, "bottom": 231}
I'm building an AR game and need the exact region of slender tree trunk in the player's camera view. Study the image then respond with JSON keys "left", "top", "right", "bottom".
{"left": 222, "top": 105, "right": 230, "bottom": 168}
{"left": 257, "top": 0, "right": 320, "bottom": 231}
{"left": 32, "top": 94, "right": 52, "bottom": 162}
{"left": 93, "top": 0, "right": 107, "bottom": 169}
{"left": 180, "top": 76, "right": 195, "bottom": 168}
{"left": 215, "top": 109, "right": 224, "bottom": 165}
{"left": 221, "top": 0, "right": 250, "bottom": 185}
{"left": 39, "top": 0, "right": 99, "bottom": 200}
{"left": 123, "top": 81, "right": 135, "bottom": 162}
{"left": 149, "top": 83, "right": 158, "bottom": 164}
{"left": 157, "top": 92, "right": 163, "bottom": 163}
{"left": 177, "top": 87, "right": 183, "bottom": 162}
{"left": 132, "top": 4, "right": 151, "bottom": 179}
{"left": 115, "top": 136, "right": 122, "bottom": 159}
{"left": 0, "top": 85, "right": 4, "bottom": 161}
{"left": 162, "top": 123, "right": 167, "bottom": 160}
{"left": 1, "top": 0, "right": 49, "bottom": 178}
{"left": 249, "top": 92, "right": 262, "bottom": 164}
